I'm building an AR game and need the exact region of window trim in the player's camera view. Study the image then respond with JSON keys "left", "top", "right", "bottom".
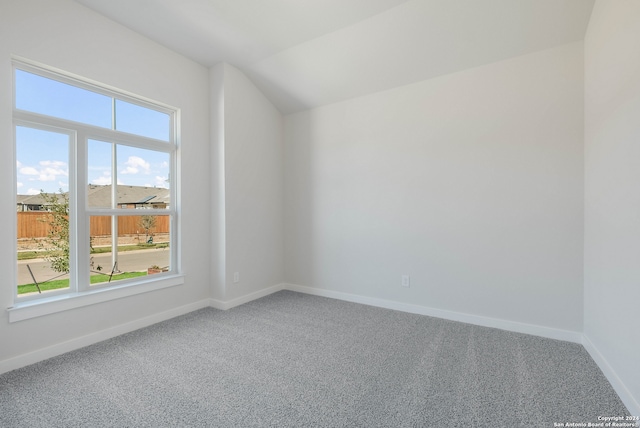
{"left": 13, "top": 58, "right": 177, "bottom": 135}
{"left": 11, "top": 58, "right": 182, "bottom": 319}
{"left": 7, "top": 274, "right": 185, "bottom": 323}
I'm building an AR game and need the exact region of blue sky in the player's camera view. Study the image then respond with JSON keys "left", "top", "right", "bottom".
{"left": 16, "top": 126, "right": 69, "bottom": 195}
{"left": 15, "top": 70, "right": 170, "bottom": 195}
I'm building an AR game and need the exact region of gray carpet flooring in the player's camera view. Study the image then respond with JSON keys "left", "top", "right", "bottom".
{"left": 0, "top": 290, "right": 631, "bottom": 427}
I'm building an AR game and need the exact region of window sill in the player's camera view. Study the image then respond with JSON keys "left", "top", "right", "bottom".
{"left": 7, "top": 274, "right": 185, "bottom": 323}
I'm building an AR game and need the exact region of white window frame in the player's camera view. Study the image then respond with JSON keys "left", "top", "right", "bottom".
{"left": 9, "top": 58, "right": 183, "bottom": 322}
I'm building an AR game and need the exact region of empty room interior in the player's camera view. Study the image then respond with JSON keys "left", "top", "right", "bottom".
{"left": 1, "top": 0, "right": 639, "bottom": 426}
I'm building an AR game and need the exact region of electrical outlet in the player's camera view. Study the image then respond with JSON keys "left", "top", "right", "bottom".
{"left": 401, "top": 275, "right": 410, "bottom": 288}
{"left": 233, "top": 272, "right": 240, "bottom": 283}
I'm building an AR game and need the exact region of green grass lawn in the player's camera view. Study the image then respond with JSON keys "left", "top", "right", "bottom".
{"left": 17, "top": 271, "right": 147, "bottom": 295}
{"left": 17, "top": 243, "right": 168, "bottom": 261}
{"left": 90, "top": 243, "right": 169, "bottom": 254}
{"left": 17, "top": 251, "right": 45, "bottom": 261}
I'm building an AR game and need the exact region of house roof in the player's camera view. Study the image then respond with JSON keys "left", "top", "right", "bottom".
{"left": 88, "top": 185, "right": 170, "bottom": 207}
{"left": 17, "top": 185, "right": 169, "bottom": 207}
{"left": 16, "top": 193, "right": 66, "bottom": 207}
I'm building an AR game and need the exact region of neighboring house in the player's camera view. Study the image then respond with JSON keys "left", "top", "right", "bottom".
{"left": 87, "top": 185, "right": 170, "bottom": 209}
{"left": 16, "top": 193, "right": 66, "bottom": 212}
{"left": 16, "top": 185, "right": 170, "bottom": 211}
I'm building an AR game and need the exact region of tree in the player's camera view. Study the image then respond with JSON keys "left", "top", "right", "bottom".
{"left": 38, "top": 191, "right": 69, "bottom": 273}
{"left": 138, "top": 215, "right": 157, "bottom": 244}
{"left": 37, "top": 190, "right": 102, "bottom": 274}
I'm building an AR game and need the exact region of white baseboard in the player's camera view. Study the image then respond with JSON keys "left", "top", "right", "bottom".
{"left": 209, "top": 283, "right": 285, "bottom": 310}
{"left": 3, "top": 283, "right": 637, "bottom": 417}
{"left": 583, "top": 334, "right": 640, "bottom": 416}
{"left": 0, "top": 298, "right": 210, "bottom": 375}
{"left": 0, "top": 284, "right": 287, "bottom": 376}
{"left": 282, "top": 283, "right": 583, "bottom": 343}
{"left": 283, "top": 283, "right": 640, "bottom": 414}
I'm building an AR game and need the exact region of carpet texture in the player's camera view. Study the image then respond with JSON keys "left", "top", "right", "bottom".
{"left": 0, "top": 291, "right": 632, "bottom": 427}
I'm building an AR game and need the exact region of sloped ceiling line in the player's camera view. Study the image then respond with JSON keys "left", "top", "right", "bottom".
{"left": 75, "top": 0, "right": 595, "bottom": 113}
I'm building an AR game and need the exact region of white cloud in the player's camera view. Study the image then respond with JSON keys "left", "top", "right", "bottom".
{"left": 120, "top": 156, "right": 150, "bottom": 175}
{"left": 16, "top": 160, "right": 22, "bottom": 168}
{"left": 155, "top": 176, "right": 169, "bottom": 188}
{"left": 92, "top": 175, "right": 112, "bottom": 185}
{"left": 17, "top": 182, "right": 23, "bottom": 188}
{"left": 40, "top": 160, "right": 67, "bottom": 168}
{"left": 93, "top": 177, "right": 111, "bottom": 185}
{"left": 58, "top": 181, "right": 69, "bottom": 188}
{"left": 39, "top": 172, "right": 60, "bottom": 182}
{"left": 19, "top": 166, "right": 39, "bottom": 176}
{"left": 39, "top": 163, "right": 68, "bottom": 182}
{"left": 19, "top": 160, "right": 69, "bottom": 182}
{"left": 26, "top": 188, "right": 40, "bottom": 195}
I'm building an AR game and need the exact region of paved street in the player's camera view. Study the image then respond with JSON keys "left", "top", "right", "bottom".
{"left": 17, "top": 248, "right": 170, "bottom": 285}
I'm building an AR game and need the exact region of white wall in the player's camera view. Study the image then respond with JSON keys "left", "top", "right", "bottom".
{"left": 210, "top": 63, "right": 284, "bottom": 303}
{"left": 0, "top": 0, "right": 211, "bottom": 364}
{"left": 584, "top": 0, "right": 640, "bottom": 414}
{"left": 210, "top": 64, "right": 226, "bottom": 302}
{"left": 285, "top": 42, "right": 584, "bottom": 333}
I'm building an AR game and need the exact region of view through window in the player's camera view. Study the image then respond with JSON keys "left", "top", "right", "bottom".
{"left": 14, "top": 62, "right": 178, "bottom": 301}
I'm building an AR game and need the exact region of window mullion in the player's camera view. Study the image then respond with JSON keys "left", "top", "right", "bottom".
{"left": 75, "top": 132, "right": 90, "bottom": 292}
{"left": 111, "top": 143, "right": 117, "bottom": 210}
{"left": 15, "top": 110, "right": 172, "bottom": 152}
{"left": 110, "top": 216, "right": 118, "bottom": 276}
{"left": 171, "top": 149, "right": 179, "bottom": 274}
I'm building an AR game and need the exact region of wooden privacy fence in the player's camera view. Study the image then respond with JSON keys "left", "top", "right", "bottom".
{"left": 89, "top": 215, "right": 170, "bottom": 237}
{"left": 17, "top": 212, "right": 52, "bottom": 239}
{"left": 17, "top": 212, "right": 170, "bottom": 238}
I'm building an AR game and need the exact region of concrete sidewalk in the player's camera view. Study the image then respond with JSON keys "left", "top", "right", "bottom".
{"left": 17, "top": 248, "right": 170, "bottom": 285}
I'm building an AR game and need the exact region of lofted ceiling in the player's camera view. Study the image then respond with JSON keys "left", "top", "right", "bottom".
{"left": 74, "top": 0, "right": 595, "bottom": 113}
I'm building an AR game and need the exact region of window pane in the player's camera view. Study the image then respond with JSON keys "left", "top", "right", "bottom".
{"left": 16, "top": 126, "right": 71, "bottom": 296}
{"left": 90, "top": 216, "right": 114, "bottom": 281}
{"left": 118, "top": 215, "right": 171, "bottom": 274}
{"left": 117, "top": 146, "right": 171, "bottom": 209}
{"left": 15, "top": 70, "right": 112, "bottom": 128}
{"left": 89, "top": 215, "right": 170, "bottom": 287}
{"left": 115, "top": 99, "right": 170, "bottom": 141}
{"left": 90, "top": 216, "right": 142, "bottom": 285}
{"left": 88, "top": 139, "right": 114, "bottom": 209}
{"left": 16, "top": 127, "right": 69, "bottom": 195}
